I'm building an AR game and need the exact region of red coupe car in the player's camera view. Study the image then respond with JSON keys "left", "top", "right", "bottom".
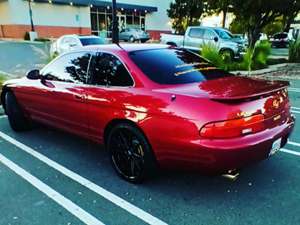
{"left": 1, "top": 44, "right": 295, "bottom": 182}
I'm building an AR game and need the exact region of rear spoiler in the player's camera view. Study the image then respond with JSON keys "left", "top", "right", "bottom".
{"left": 210, "top": 80, "right": 289, "bottom": 102}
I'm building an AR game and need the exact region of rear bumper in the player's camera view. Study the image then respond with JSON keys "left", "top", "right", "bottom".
{"left": 157, "top": 115, "right": 295, "bottom": 173}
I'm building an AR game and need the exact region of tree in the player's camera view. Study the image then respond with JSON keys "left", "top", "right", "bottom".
{"left": 167, "top": 0, "right": 207, "bottom": 34}
{"left": 282, "top": 1, "right": 300, "bottom": 32}
{"left": 230, "top": 0, "right": 299, "bottom": 48}
{"left": 207, "top": 0, "right": 232, "bottom": 28}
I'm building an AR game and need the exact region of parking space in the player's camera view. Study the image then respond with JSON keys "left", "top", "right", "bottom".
{"left": 0, "top": 44, "right": 300, "bottom": 224}
{"left": 0, "top": 83, "right": 300, "bottom": 225}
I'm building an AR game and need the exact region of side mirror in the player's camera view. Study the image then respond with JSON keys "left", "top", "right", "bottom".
{"left": 26, "top": 69, "right": 40, "bottom": 80}
{"left": 214, "top": 37, "right": 219, "bottom": 42}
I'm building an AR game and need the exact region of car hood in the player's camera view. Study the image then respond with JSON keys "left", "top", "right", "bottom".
{"left": 155, "top": 76, "right": 289, "bottom": 101}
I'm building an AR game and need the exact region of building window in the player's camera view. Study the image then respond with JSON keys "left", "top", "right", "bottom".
{"left": 91, "top": 8, "right": 147, "bottom": 38}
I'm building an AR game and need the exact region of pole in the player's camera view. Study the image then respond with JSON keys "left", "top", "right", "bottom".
{"left": 28, "top": 0, "right": 35, "bottom": 32}
{"left": 112, "top": 0, "right": 119, "bottom": 44}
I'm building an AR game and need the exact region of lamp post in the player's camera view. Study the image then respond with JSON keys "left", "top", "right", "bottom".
{"left": 28, "top": 0, "right": 35, "bottom": 32}
{"left": 112, "top": 0, "right": 119, "bottom": 44}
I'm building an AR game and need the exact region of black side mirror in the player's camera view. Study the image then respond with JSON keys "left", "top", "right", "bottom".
{"left": 26, "top": 69, "right": 40, "bottom": 80}
{"left": 214, "top": 37, "right": 219, "bottom": 42}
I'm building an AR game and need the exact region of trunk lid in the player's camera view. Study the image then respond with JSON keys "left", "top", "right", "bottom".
{"left": 157, "top": 76, "right": 288, "bottom": 101}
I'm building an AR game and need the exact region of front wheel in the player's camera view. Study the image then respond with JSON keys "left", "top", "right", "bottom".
{"left": 5, "top": 92, "right": 32, "bottom": 132}
{"left": 220, "top": 49, "right": 234, "bottom": 63}
{"left": 129, "top": 36, "right": 135, "bottom": 43}
{"left": 107, "top": 123, "right": 157, "bottom": 183}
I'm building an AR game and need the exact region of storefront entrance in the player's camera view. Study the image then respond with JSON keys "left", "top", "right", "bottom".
{"left": 91, "top": 7, "right": 146, "bottom": 38}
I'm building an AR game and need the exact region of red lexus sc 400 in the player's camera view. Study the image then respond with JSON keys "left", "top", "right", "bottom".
{"left": 1, "top": 44, "right": 295, "bottom": 182}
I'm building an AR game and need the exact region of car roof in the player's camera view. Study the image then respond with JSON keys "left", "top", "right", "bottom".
{"left": 81, "top": 44, "right": 169, "bottom": 53}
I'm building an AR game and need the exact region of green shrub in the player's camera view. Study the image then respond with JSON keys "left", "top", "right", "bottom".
{"left": 200, "top": 43, "right": 225, "bottom": 69}
{"left": 289, "top": 39, "right": 300, "bottom": 63}
{"left": 200, "top": 41, "right": 271, "bottom": 72}
{"left": 251, "top": 41, "right": 272, "bottom": 69}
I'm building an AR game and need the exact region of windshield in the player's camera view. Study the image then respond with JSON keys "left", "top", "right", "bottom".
{"left": 129, "top": 48, "right": 231, "bottom": 85}
{"left": 79, "top": 37, "right": 104, "bottom": 46}
{"left": 274, "top": 33, "right": 288, "bottom": 39}
{"left": 214, "top": 29, "right": 233, "bottom": 40}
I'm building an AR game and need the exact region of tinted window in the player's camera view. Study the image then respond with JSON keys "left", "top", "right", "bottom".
{"left": 189, "top": 28, "right": 204, "bottom": 38}
{"left": 79, "top": 37, "right": 104, "bottom": 46}
{"left": 41, "top": 52, "right": 91, "bottom": 84}
{"left": 129, "top": 48, "right": 230, "bottom": 85}
{"left": 90, "top": 53, "right": 134, "bottom": 86}
{"left": 214, "top": 29, "right": 233, "bottom": 39}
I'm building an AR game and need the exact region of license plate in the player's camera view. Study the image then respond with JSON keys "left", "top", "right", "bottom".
{"left": 269, "top": 138, "right": 282, "bottom": 156}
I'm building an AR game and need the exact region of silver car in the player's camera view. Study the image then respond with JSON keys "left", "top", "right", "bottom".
{"left": 119, "top": 28, "right": 150, "bottom": 43}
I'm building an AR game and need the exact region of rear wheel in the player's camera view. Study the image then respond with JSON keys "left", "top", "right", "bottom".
{"left": 5, "top": 91, "right": 31, "bottom": 132}
{"left": 129, "top": 36, "right": 135, "bottom": 43}
{"left": 107, "top": 123, "right": 157, "bottom": 183}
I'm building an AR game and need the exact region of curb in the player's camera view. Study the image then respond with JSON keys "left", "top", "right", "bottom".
{"left": 231, "top": 63, "right": 300, "bottom": 76}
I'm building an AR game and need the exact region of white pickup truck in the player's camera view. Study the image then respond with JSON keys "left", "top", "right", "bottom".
{"left": 161, "top": 26, "right": 246, "bottom": 59}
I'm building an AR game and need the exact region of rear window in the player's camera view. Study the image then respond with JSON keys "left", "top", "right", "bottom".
{"left": 129, "top": 48, "right": 230, "bottom": 85}
{"left": 79, "top": 37, "right": 104, "bottom": 46}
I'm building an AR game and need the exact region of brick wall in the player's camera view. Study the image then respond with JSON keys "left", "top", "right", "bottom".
{"left": 0, "top": 25, "right": 91, "bottom": 39}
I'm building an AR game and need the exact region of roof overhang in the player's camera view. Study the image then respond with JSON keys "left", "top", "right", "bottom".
{"left": 33, "top": 0, "right": 158, "bottom": 12}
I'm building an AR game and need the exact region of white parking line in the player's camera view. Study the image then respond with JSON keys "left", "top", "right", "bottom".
{"left": 0, "top": 131, "right": 168, "bottom": 225}
{"left": 0, "top": 115, "right": 7, "bottom": 119}
{"left": 291, "top": 110, "right": 300, "bottom": 114}
{"left": 280, "top": 148, "right": 300, "bottom": 156}
{"left": 0, "top": 153, "right": 105, "bottom": 225}
{"left": 292, "top": 106, "right": 300, "bottom": 111}
{"left": 289, "top": 88, "right": 300, "bottom": 93}
{"left": 288, "top": 141, "right": 300, "bottom": 148}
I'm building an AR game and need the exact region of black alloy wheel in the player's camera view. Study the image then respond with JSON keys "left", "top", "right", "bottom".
{"left": 5, "top": 91, "right": 32, "bottom": 132}
{"left": 107, "top": 123, "right": 156, "bottom": 183}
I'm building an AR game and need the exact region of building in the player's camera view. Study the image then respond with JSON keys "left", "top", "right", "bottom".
{"left": 0, "top": 0, "right": 173, "bottom": 39}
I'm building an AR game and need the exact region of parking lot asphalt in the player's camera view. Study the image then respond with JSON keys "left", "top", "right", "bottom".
{"left": 0, "top": 41, "right": 50, "bottom": 77}
{"left": 0, "top": 82, "right": 300, "bottom": 225}
{"left": 0, "top": 41, "right": 299, "bottom": 225}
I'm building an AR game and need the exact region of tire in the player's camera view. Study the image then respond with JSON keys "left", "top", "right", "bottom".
{"left": 129, "top": 36, "right": 135, "bottom": 43}
{"left": 107, "top": 123, "right": 157, "bottom": 183}
{"left": 220, "top": 49, "right": 234, "bottom": 62}
{"left": 5, "top": 92, "right": 31, "bottom": 132}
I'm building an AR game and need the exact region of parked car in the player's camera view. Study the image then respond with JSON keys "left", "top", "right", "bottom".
{"left": 1, "top": 44, "right": 294, "bottom": 183}
{"left": 160, "top": 26, "right": 246, "bottom": 60}
{"left": 50, "top": 34, "right": 105, "bottom": 56}
{"left": 270, "top": 32, "right": 293, "bottom": 48}
{"left": 119, "top": 28, "right": 150, "bottom": 43}
{"left": 232, "top": 34, "right": 248, "bottom": 47}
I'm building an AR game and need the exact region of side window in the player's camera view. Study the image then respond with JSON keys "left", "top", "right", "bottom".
{"left": 41, "top": 52, "right": 91, "bottom": 84}
{"left": 90, "top": 53, "right": 134, "bottom": 87}
{"left": 189, "top": 28, "right": 204, "bottom": 38}
{"left": 203, "top": 30, "right": 215, "bottom": 39}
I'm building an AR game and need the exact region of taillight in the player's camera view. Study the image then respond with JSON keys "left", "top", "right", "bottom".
{"left": 200, "top": 114, "right": 265, "bottom": 139}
